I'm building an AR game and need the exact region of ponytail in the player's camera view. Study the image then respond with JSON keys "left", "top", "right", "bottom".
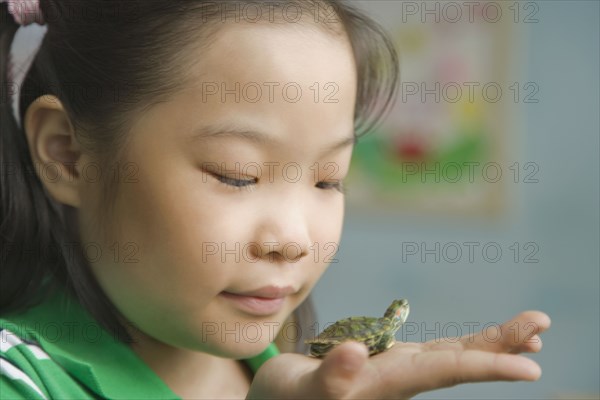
{"left": 0, "top": 1, "right": 130, "bottom": 342}
{"left": 1, "top": 2, "right": 62, "bottom": 310}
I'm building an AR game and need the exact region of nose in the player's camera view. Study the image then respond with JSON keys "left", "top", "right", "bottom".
{"left": 250, "top": 197, "right": 311, "bottom": 264}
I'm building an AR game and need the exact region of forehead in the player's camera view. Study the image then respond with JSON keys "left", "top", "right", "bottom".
{"left": 180, "top": 23, "right": 358, "bottom": 155}
{"left": 194, "top": 22, "right": 356, "bottom": 91}
{"left": 125, "top": 22, "right": 359, "bottom": 162}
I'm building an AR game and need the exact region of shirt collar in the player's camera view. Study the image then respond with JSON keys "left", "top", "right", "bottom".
{"left": 4, "top": 286, "right": 179, "bottom": 399}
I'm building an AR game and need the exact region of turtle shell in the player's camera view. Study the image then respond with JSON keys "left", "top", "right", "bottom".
{"left": 306, "top": 316, "right": 395, "bottom": 356}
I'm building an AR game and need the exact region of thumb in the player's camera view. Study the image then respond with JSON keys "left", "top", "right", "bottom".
{"left": 304, "top": 341, "right": 370, "bottom": 398}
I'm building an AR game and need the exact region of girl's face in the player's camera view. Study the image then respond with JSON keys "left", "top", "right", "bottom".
{"left": 80, "top": 23, "right": 357, "bottom": 357}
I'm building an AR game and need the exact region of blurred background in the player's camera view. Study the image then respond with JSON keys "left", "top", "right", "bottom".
{"left": 312, "top": 1, "right": 600, "bottom": 399}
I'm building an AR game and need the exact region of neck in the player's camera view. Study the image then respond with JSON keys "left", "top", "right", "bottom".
{"left": 127, "top": 326, "right": 252, "bottom": 399}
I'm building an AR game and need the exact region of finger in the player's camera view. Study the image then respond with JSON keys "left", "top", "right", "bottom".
{"left": 519, "top": 334, "right": 543, "bottom": 353}
{"left": 247, "top": 353, "right": 320, "bottom": 399}
{"left": 299, "top": 341, "right": 369, "bottom": 399}
{"left": 458, "top": 311, "right": 550, "bottom": 353}
{"left": 404, "top": 350, "right": 542, "bottom": 397}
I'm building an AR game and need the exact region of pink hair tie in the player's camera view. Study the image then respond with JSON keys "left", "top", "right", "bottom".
{"left": 2, "top": 0, "right": 47, "bottom": 128}
{"left": 2, "top": 0, "right": 45, "bottom": 25}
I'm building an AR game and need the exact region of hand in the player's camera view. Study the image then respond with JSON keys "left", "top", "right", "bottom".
{"left": 247, "top": 311, "right": 550, "bottom": 399}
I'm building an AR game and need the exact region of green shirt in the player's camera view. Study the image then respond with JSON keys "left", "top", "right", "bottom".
{"left": 0, "top": 288, "right": 279, "bottom": 399}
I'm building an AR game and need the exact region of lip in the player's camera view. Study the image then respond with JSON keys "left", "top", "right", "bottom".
{"left": 220, "top": 285, "right": 296, "bottom": 316}
{"left": 232, "top": 285, "right": 297, "bottom": 299}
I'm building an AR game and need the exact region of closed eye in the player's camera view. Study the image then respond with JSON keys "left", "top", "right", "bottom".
{"left": 316, "top": 181, "right": 345, "bottom": 194}
{"left": 211, "top": 173, "right": 257, "bottom": 191}
{"left": 208, "top": 171, "right": 344, "bottom": 193}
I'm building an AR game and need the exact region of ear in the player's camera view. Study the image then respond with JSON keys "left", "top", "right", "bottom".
{"left": 22, "top": 95, "right": 90, "bottom": 208}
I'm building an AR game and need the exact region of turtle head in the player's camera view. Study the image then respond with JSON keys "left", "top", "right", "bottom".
{"left": 384, "top": 299, "right": 410, "bottom": 326}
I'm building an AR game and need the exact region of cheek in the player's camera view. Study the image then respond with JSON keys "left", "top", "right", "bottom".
{"left": 81, "top": 161, "right": 235, "bottom": 323}
{"left": 306, "top": 197, "right": 345, "bottom": 276}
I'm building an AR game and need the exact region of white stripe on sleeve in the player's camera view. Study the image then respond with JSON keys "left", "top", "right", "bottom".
{"left": 0, "top": 357, "right": 48, "bottom": 399}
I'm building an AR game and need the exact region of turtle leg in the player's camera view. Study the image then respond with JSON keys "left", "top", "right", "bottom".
{"left": 375, "top": 334, "right": 396, "bottom": 353}
{"left": 310, "top": 343, "right": 335, "bottom": 357}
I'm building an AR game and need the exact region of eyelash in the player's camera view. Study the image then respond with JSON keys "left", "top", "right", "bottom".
{"left": 316, "top": 180, "right": 346, "bottom": 194}
{"left": 213, "top": 174, "right": 257, "bottom": 191}
{"left": 211, "top": 173, "right": 345, "bottom": 194}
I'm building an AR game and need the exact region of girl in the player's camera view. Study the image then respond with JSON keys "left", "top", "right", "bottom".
{"left": 0, "top": 1, "right": 550, "bottom": 398}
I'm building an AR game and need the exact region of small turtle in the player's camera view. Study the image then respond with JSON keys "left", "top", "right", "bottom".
{"left": 305, "top": 299, "right": 410, "bottom": 357}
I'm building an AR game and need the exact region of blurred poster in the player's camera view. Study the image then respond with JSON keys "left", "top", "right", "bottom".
{"left": 347, "top": 1, "right": 526, "bottom": 216}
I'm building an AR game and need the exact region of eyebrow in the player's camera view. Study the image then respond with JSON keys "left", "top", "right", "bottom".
{"left": 188, "top": 123, "right": 356, "bottom": 157}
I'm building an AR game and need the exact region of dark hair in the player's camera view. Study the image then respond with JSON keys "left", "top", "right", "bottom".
{"left": 1, "top": 0, "right": 398, "bottom": 353}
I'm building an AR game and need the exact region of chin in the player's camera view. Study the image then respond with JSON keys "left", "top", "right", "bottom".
{"left": 168, "top": 320, "right": 281, "bottom": 358}
{"left": 200, "top": 336, "right": 276, "bottom": 359}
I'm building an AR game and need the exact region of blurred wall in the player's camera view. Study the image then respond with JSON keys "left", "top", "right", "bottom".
{"left": 312, "top": 1, "right": 600, "bottom": 398}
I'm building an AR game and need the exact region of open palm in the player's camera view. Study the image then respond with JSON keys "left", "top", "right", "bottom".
{"left": 248, "top": 311, "right": 550, "bottom": 399}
